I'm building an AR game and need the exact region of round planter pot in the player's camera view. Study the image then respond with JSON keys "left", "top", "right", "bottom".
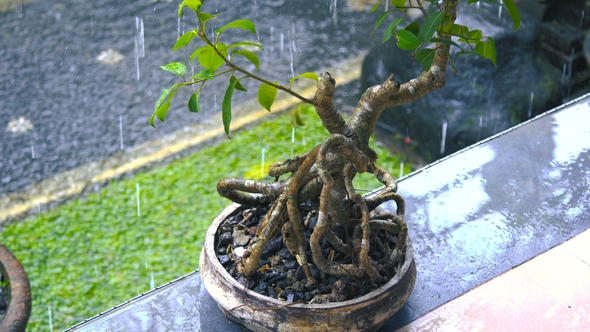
{"left": 0, "top": 243, "right": 32, "bottom": 332}
{"left": 200, "top": 203, "right": 417, "bottom": 332}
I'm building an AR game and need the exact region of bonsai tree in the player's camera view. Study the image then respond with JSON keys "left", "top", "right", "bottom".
{"left": 151, "top": 0, "right": 520, "bottom": 290}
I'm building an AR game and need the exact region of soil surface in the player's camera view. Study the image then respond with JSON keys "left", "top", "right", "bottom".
{"left": 216, "top": 202, "right": 406, "bottom": 304}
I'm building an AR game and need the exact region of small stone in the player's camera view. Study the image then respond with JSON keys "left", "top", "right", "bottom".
{"left": 232, "top": 227, "right": 250, "bottom": 247}
{"left": 309, "top": 265, "right": 320, "bottom": 279}
{"left": 304, "top": 292, "right": 313, "bottom": 301}
{"left": 218, "top": 254, "right": 231, "bottom": 266}
{"left": 249, "top": 226, "right": 257, "bottom": 236}
{"left": 277, "top": 247, "right": 293, "bottom": 260}
{"left": 283, "top": 260, "right": 298, "bottom": 270}
{"left": 295, "top": 266, "right": 306, "bottom": 280}
{"left": 276, "top": 280, "right": 287, "bottom": 290}
{"left": 218, "top": 232, "right": 232, "bottom": 247}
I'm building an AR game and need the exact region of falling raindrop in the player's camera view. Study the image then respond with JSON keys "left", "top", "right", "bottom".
{"left": 399, "top": 162, "right": 404, "bottom": 178}
{"left": 119, "top": 115, "right": 124, "bottom": 150}
{"left": 291, "top": 127, "right": 295, "bottom": 156}
{"left": 136, "top": 183, "right": 141, "bottom": 217}
{"left": 48, "top": 306, "right": 53, "bottom": 332}
{"left": 331, "top": 0, "right": 338, "bottom": 26}
{"left": 440, "top": 122, "right": 448, "bottom": 155}
{"left": 560, "top": 63, "right": 567, "bottom": 90}
{"left": 498, "top": 0, "right": 503, "bottom": 19}
{"left": 528, "top": 92, "right": 534, "bottom": 118}
{"left": 30, "top": 137, "right": 35, "bottom": 159}
{"left": 94, "top": 264, "right": 99, "bottom": 278}
{"left": 134, "top": 17, "right": 145, "bottom": 80}
{"left": 280, "top": 33, "right": 284, "bottom": 55}
{"left": 150, "top": 272, "right": 155, "bottom": 289}
{"left": 270, "top": 27, "right": 274, "bottom": 61}
{"left": 289, "top": 44, "right": 295, "bottom": 77}
{"left": 90, "top": 17, "right": 94, "bottom": 36}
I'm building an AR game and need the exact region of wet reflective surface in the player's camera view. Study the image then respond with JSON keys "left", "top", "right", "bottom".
{"left": 66, "top": 95, "right": 590, "bottom": 331}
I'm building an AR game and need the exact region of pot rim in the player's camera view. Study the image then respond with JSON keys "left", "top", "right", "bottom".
{"left": 0, "top": 243, "right": 32, "bottom": 331}
{"left": 203, "top": 202, "right": 415, "bottom": 310}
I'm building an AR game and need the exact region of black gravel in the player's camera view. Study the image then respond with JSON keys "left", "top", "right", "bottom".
{"left": 215, "top": 202, "right": 405, "bottom": 304}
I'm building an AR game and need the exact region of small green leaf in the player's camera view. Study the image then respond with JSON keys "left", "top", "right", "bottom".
{"left": 293, "top": 104, "right": 306, "bottom": 126}
{"left": 258, "top": 82, "right": 278, "bottom": 112}
{"left": 443, "top": 23, "right": 468, "bottom": 37}
{"left": 215, "top": 19, "right": 256, "bottom": 34}
{"left": 370, "top": 0, "right": 383, "bottom": 13}
{"left": 289, "top": 72, "right": 319, "bottom": 84}
{"left": 178, "top": 0, "right": 202, "bottom": 17}
{"left": 232, "top": 49, "right": 260, "bottom": 70}
{"left": 391, "top": 0, "right": 407, "bottom": 7}
{"left": 503, "top": 0, "right": 521, "bottom": 31}
{"left": 149, "top": 113, "right": 156, "bottom": 127}
{"left": 197, "top": 44, "right": 227, "bottom": 72}
{"left": 172, "top": 31, "right": 197, "bottom": 51}
{"left": 190, "top": 69, "right": 213, "bottom": 80}
{"left": 474, "top": 38, "right": 496, "bottom": 65}
{"left": 405, "top": 22, "right": 420, "bottom": 36}
{"left": 188, "top": 93, "right": 200, "bottom": 113}
{"left": 198, "top": 12, "right": 215, "bottom": 23}
{"left": 383, "top": 16, "right": 404, "bottom": 43}
{"left": 396, "top": 29, "right": 421, "bottom": 50}
{"left": 414, "top": 48, "right": 435, "bottom": 71}
{"left": 230, "top": 75, "right": 248, "bottom": 92}
{"left": 458, "top": 29, "right": 482, "bottom": 44}
{"left": 160, "top": 62, "right": 187, "bottom": 76}
{"left": 418, "top": 11, "right": 443, "bottom": 42}
{"left": 189, "top": 45, "right": 209, "bottom": 62}
{"left": 155, "top": 87, "right": 172, "bottom": 111}
{"left": 227, "top": 41, "right": 264, "bottom": 50}
{"left": 373, "top": 10, "right": 392, "bottom": 33}
{"left": 222, "top": 79, "right": 238, "bottom": 138}
{"left": 155, "top": 87, "right": 180, "bottom": 122}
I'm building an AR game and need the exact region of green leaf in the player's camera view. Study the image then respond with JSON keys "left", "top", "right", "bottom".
{"left": 374, "top": 10, "right": 392, "bottom": 33}
{"left": 503, "top": 0, "right": 521, "bottom": 31}
{"left": 418, "top": 11, "right": 443, "bottom": 42}
{"left": 474, "top": 38, "right": 496, "bottom": 65}
{"left": 149, "top": 113, "right": 156, "bottom": 127}
{"left": 414, "top": 48, "right": 435, "bottom": 71}
{"left": 459, "top": 29, "right": 482, "bottom": 44}
{"left": 232, "top": 49, "right": 260, "bottom": 70}
{"left": 198, "top": 12, "right": 215, "bottom": 23}
{"left": 258, "top": 82, "right": 278, "bottom": 112}
{"left": 178, "top": 0, "right": 202, "bottom": 17}
{"left": 215, "top": 19, "right": 256, "bottom": 35}
{"left": 197, "top": 44, "right": 227, "bottom": 72}
{"left": 190, "top": 69, "right": 213, "bottom": 80}
{"left": 289, "top": 72, "right": 319, "bottom": 84}
{"left": 405, "top": 22, "right": 420, "bottom": 36}
{"left": 159, "top": 62, "right": 187, "bottom": 76}
{"left": 370, "top": 0, "right": 383, "bottom": 13}
{"left": 188, "top": 93, "right": 200, "bottom": 113}
{"left": 222, "top": 79, "right": 238, "bottom": 138}
{"left": 189, "top": 45, "right": 209, "bottom": 62}
{"left": 442, "top": 23, "right": 468, "bottom": 37}
{"left": 155, "top": 87, "right": 172, "bottom": 111}
{"left": 383, "top": 16, "right": 404, "bottom": 43}
{"left": 396, "top": 29, "right": 421, "bottom": 50}
{"left": 155, "top": 86, "right": 180, "bottom": 122}
{"left": 293, "top": 104, "right": 306, "bottom": 126}
{"left": 230, "top": 75, "right": 248, "bottom": 92}
{"left": 391, "top": 0, "right": 407, "bottom": 7}
{"left": 172, "top": 31, "right": 197, "bottom": 51}
{"left": 227, "top": 41, "right": 264, "bottom": 50}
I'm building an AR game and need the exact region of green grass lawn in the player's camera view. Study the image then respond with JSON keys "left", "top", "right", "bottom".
{"left": 0, "top": 108, "right": 410, "bottom": 331}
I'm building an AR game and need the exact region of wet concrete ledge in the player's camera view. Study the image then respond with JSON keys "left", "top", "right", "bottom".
{"left": 65, "top": 94, "right": 590, "bottom": 331}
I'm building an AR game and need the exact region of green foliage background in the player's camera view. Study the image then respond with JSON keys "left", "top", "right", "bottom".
{"left": 0, "top": 109, "right": 410, "bottom": 331}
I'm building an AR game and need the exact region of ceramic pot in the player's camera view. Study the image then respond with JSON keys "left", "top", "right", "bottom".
{"left": 0, "top": 243, "right": 31, "bottom": 332}
{"left": 200, "top": 203, "right": 416, "bottom": 332}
